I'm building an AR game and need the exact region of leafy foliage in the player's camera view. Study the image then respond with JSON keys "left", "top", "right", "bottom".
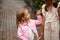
{"left": 25, "top": 0, "right": 60, "bottom": 9}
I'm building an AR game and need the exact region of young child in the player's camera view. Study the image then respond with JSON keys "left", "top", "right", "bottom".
{"left": 16, "top": 8, "right": 42, "bottom": 40}
{"left": 41, "top": 0, "right": 60, "bottom": 40}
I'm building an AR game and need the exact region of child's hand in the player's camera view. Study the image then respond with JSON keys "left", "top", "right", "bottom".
{"left": 37, "top": 37, "right": 41, "bottom": 40}
{"left": 40, "top": 32, "right": 44, "bottom": 38}
{"left": 36, "top": 10, "right": 41, "bottom": 15}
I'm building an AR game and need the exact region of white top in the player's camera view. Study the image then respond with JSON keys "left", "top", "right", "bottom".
{"left": 28, "top": 26, "right": 34, "bottom": 40}
{"left": 42, "top": 2, "right": 60, "bottom": 30}
{"left": 42, "top": 2, "right": 60, "bottom": 23}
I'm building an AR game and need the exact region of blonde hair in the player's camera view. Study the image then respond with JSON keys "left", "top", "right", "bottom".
{"left": 16, "top": 8, "right": 28, "bottom": 28}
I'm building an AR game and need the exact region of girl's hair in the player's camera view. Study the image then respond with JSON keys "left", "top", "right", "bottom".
{"left": 16, "top": 8, "right": 27, "bottom": 28}
{"left": 53, "top": 1, "right": 58, "bottom": 8}
{"left": 45, "top": 0, "right": 58, "bottom": 11}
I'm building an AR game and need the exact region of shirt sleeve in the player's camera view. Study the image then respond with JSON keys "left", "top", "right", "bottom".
{"left": 34, "top": 15, "right": 42, "bottom": 25}
{"left": 57, "top": 2, "right": 60, "bottom": 18}
{"left": 42, "top": 4, "right": 46, "bottom": 16}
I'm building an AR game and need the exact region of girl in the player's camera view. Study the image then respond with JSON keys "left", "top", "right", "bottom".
{"left": 41, "top": 0, "right": 60, "bottom": 40}
{"left": 16, "top": 8, "right": 42, "bottom": 40}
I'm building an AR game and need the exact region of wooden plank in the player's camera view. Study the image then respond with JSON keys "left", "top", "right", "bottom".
{"left": 2, "top": 12, "right": 7, "bottom": 40}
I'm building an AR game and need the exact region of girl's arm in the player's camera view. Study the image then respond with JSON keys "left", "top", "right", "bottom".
{"left": 39, "top": 4, "right": 46, "bottom": 38}
{"left": 35, "top": 15, "right": 42, "bottom": 25}
{"left": 34, "top": 10, "right": 42, "bottom": 25}
{"left": 40, "top": 15, "right": 45, "bottom": 38}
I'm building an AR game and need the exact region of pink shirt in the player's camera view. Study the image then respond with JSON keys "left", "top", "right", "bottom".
{"left": 17, "top": 15, "right": 42, "bottom": 40}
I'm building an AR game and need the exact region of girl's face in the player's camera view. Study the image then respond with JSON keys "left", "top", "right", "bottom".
{"left": 24, "top": 9, "right": 30, "bottom": 21}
